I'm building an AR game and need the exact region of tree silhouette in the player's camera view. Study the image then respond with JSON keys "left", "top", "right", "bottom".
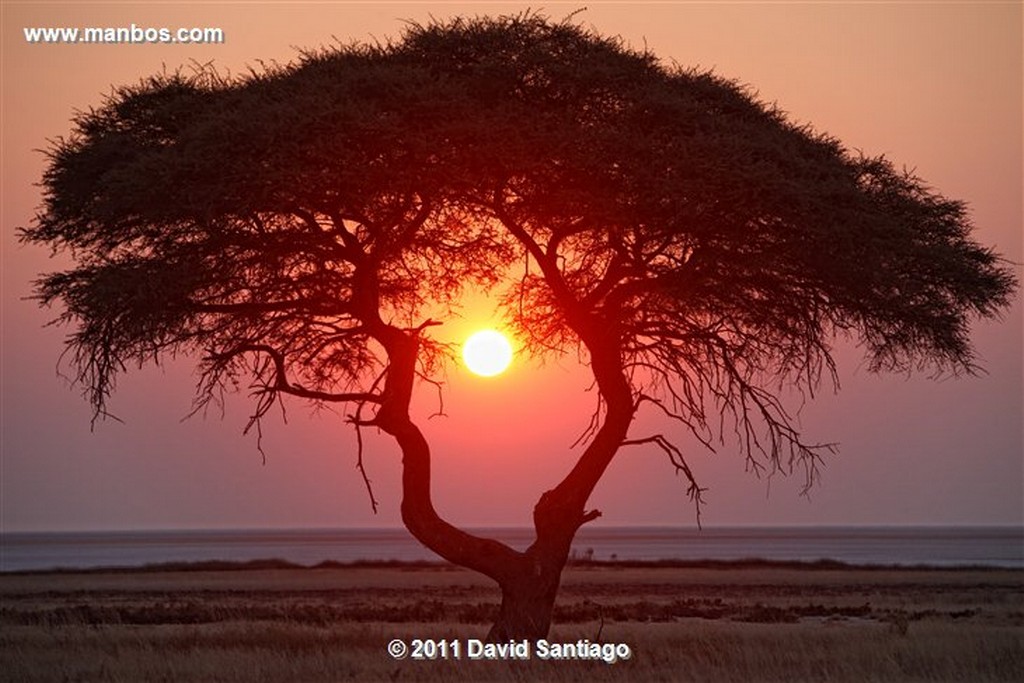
{"left": 22, "top": 15, "right": 1016, "bottom": 639}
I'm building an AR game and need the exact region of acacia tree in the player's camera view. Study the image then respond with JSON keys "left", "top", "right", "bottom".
{"left": 23, "top": 15, "right": 1015, "bottom": 640}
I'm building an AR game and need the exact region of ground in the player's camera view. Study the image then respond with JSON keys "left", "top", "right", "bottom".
{"left": 2, "top": 562, "right": 1022, "bottom": 682}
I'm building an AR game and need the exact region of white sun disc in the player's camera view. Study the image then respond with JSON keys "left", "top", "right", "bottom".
{"left": 462, "top": 330, "right": 514, "bottom": 377}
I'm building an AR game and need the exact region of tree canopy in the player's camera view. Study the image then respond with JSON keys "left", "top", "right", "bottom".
{"left": 22, "top": 14, "right": 1016, "bottom": 638}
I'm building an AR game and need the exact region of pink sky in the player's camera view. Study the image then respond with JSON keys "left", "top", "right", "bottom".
{"left": 2, "top": 2, "right": 1021, "bottom": 532}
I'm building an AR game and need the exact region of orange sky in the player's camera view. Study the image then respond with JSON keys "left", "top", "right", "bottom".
{"left": 2, "top": 2, "right": 1021, "bottom": 532}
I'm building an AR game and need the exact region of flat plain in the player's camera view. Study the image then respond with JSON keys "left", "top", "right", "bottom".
{"left": 2, "top": 562, "right": 1022, "bottom": 682}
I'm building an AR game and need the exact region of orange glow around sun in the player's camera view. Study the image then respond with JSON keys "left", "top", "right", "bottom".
{"left": 462, "top": 330, "right": 514, "bottom": 377}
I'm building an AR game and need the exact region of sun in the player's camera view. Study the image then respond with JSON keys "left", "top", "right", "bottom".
{"left": 462, "top": 330, "right": 514, "bottom": 377}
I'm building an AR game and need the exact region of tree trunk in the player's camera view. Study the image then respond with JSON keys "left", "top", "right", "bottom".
{"left": 487, "top": 558, "right": 562, "bottom": 641}
{"left": 485, "top": 485, "right": 600, "bottom": 641}
{"left": 371, "top": 319, "right": 634, "bottom": 642}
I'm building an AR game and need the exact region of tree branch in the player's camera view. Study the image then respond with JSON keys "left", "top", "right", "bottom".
{"left": 188, "top": 300, "right": 351, "bottom": 316}
{"left": 210, "top": 343, "right": 383, "bottom": 404}
{"left": 622, "top": 434, "right": 707, "bottom": 527}
{"left": 347, "top": 366, "right": 389, "bottom": 514}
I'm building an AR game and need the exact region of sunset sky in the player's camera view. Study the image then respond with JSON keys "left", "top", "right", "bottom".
{"left": 2, "top": 2, "right": 1021, "bottom": 533}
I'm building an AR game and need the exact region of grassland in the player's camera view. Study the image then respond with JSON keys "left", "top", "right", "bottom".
{"left": 2, "top": 561, "right": 1021, "bottom": 682}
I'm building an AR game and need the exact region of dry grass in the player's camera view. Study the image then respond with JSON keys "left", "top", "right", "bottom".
{"left": 2, "top": 564, "right": 1022, "bottom": 682}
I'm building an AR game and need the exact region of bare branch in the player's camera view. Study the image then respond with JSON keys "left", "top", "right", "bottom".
{"left": 622, "top": 434, "right": 708, "bottom": 527}
{"left": 209, "top": 343, "right": 384, "bottom": 405}
{"left": 349, "top": 410, "right": 378, "bottom": 514}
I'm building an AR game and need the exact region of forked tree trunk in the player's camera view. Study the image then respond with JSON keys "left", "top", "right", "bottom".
{"left": 486, "top": 491, "right": 582, "bottom": 641}
{"left": 373, "top": 320, "right": 633, "bottom": 642}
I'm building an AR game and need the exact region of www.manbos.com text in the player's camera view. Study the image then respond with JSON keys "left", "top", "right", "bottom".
{"left": 23, "top": 24, "right": 225, "bottom": 45}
